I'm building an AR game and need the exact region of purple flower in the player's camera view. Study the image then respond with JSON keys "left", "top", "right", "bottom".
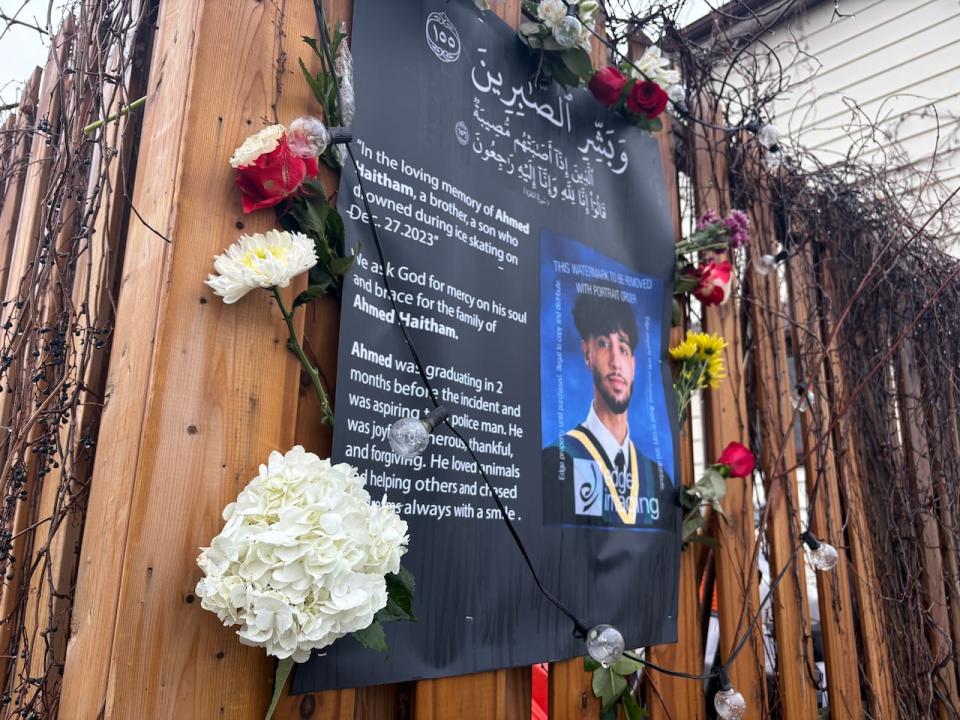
{"left": 696, "top": 208, "right": 720, "bottom": 231}
{"left": 723, "top": 209, "right": 751, "bottom": 248}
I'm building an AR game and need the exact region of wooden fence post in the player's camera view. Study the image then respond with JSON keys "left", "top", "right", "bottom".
{"left": 691, "top": 99, "right": 767, "bottom": 720}
{"left": 918, "top": 354, "right": 960, "bottom": 698}
{"left": 0, "top": 22, "right": 75, "bottom": 694}
{"left": 644, "top": 115, "right": 705, "bottom": 720}
{"left": 0, "top": 70, "right": 41, "bottom": 295}
{"left": 743, "top": 170, "right": 819, "bottom": 719}
{"left": 896, "top": 340, "right": 960, "bottom": 719}
{"left": 59, "top": 0, "right": 320, "bottom": 716}
{"left": 786, "top": 244, "right": 865, "bottom": 719}
{"left": 815, "top": 249, "right": 898, "bottom": 719}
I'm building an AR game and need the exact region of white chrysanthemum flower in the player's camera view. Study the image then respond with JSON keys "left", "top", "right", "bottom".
{"left": 196, "top": 447, "right": 409, "bottom": 662}
{"left": 205, "top": 229, "right": 317, "bottom": 304}
{"left": 229, "top": 124, "right": 286, "bottom": 168}
{"left": 537, "top": 0, "right": 567, "bottom": 29}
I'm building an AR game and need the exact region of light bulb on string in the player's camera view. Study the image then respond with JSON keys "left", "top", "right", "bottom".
{"left": 755, "top": 249, "right": 788, "bottom": 276}
{"left": 585, "top": 624, "right": 624, "bottom": 668}
{"left": 764, "top": 147, "right": 784, "bottom": 171}
{"left": 667, "top": 84, "right": 687, "bottom": 112}
{"left": 792, "top": 383, "right": 815, "bottom": 413}
{"left": 387, "top": 406, "right": 450, "bottom": 459}
{"left": 714, "top": 669, "right": 747, "bottom": 720}
{"left": 757, "top": 123, "right": 781, "bottom": 150}
{"left": 553, "top": 13, "right": 583, "bottom": 48}
{"left": 286, "top": 116, "right": 353, "bottom": 159}
{"left": 802, "top": 531, "right": 840, "bottom": 572}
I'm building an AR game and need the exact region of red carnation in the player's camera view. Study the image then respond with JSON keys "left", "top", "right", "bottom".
{"left": 717, "top": 442, "right": 755, "bottom": 478}
{"left": 625, "top": 80, "right": 668, "bottom": 120}
{"left": 234, "top": 135, "right": 319, "bottom": 214}
{"left": 589, "top": 67, "right": 627, "bottom": 108}
{"left": 692, "top": 259, "right": 733, "bottom": 306}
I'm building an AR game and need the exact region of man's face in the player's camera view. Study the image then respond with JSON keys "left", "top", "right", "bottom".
{"left": 582, "top": 330, "right": 635, "bottom": 414}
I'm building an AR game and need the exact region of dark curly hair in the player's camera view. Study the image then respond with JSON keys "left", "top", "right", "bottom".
{"left": 572, "top": 287, "right": 639, "bottom": 350}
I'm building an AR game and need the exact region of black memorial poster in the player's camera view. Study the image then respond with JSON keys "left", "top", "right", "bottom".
{"left": 296, "top": 0, "right": 680, "bottom": 692}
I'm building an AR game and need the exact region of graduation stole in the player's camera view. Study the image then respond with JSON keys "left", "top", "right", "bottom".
{"left": 566, "top": 429, "right": 639, "bottom": 525}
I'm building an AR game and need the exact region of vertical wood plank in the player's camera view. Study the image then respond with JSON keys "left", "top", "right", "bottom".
{"left": 786, "top": 246, "right": 864, "bottom": 720}
{"left": 0, "top": 70, "right": 40, "bottom": 297}
{"left": 943, "top": 383, "right": 960, "bottom": 691}
{"left": 896, "top": 340, "right": 959, "bottom": 719}
{"left": 691, "top": 99, "right": 767, "bottom": 719}
{"left": 919, "top": 359, "right": 960, "bottom": 699}
{"left": 815, "top": 250, "right": 898, "bottom": 720}
{"left": 549, "top": 658, "right": 600, "bottom": 720}
{"left": 645, "top": 114, "right": 705, "bottom": 720}
{"left": 0, "top": 24, "right": 74, "bottom": 694}
{"left": 743, "top": 178, "right": 818, "bottom": 719}
{"left": 60, "top": 0, "right": 319, "bottom": 716}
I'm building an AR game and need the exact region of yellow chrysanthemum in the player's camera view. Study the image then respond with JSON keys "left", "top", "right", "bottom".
{"left": 705, "top": 355, "right": 727, "bottom": 388}
{"left": 688, "top": 332, "right": 727, "bottom": 361}
{"left": 669, "top": 338, "right": 698, "bottom": 361}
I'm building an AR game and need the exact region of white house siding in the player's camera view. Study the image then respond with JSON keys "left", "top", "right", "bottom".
{"left": 732, "top": 0, "right": 960, "bottom": 249}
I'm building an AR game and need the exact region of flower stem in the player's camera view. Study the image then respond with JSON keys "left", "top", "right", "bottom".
{"left": 271, "top": 288, "right": 334, "bottom": 424}
{"left": 82, "top": 95, "right": 147, "bottom": 134}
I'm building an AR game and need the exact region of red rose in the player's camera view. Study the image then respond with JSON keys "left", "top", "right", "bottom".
{"left": 692, "top": 259, "right": 733, "bottom": 306}
{"left": 589, "top": 67, "right": 627, "bottom": 108}
{"left": 235, "top": 136, "right": 319, "bottom": 213}
{"left": 626, "top": 80, "right": 668, "bottom": 120}
{"left": 717, "top": 442, "right": 755, "bottom": 477}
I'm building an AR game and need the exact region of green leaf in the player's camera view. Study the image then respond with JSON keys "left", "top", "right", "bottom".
{"left": 583, "top": 655, "right": 601, "bottom": 672}
{"left": 329, "top": 253, "right": 357, "bottom": 276}
{"left": 689, "top": 533, "right": 722, "bottom": 550}
{"left": 302, "top": 36, "right": 323, "bottom": 58}
{"left": 376, "top": 567, "right": 417, "bottom": 623}
{"left": 611, "top": 655, "right": 643, "bottom": 675}
{"left": 682, "top": 512, "right": 706, "bottom": 543}
{"left": 646, "top": 117, "right": 663, "bottom": 132}
{"left": 671, "top": 297, "right": 682, "bottom": 326}
{"left": 600, "top": 706, "right": 618, "bottom": 720}
{"left": 292, "top": 284, "right": 330, "bottom": 309}
{"left": 392, "top": 565, "right": 416, "bottom": 598}
{"left": 264, "top": 657, "right": 295, "bottom": 720}
{"left": 560, "top": 48, "right": 594, "bottom": 80}
{"left": 353, "top": 620, "right": 388, "bottom": 654}
{"left": 299, "top": 57, "right": 327, "bottom": 107}
{"left": 592, "top": 667, "right": 627, "bottom": 711}
{"left": 621, "top": 690, "right": 647, "bottom": 720}
{"left": 677, "top": 486, "right": 700, "bottom": 511}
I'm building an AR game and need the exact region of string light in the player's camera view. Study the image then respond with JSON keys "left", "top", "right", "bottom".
{"left": 755, "top": 249, "right": 788, "bottom": 276}
{"left": 585, "top": 624, "right": 625, "bottom": 668}
{"left": 286, "top": 116, "right": 353, "bottom": 159}
{"left": 756, "top": 123, "right": 781, "bottom": 151}
{"left": 714, "top": 669, "right": 748, "bottom": 719}
{"left": 554, "top": 13, "right": 583, "bottom": 48}
{"left": 801, "top": 531, "right": 840, "bottom": 572}
{"left": 667, "top": 83, "right": 687, "bottom": 108}
{"left": 764, "top": 147, "right": 784, "bottom": 171}
{"left": 387, "top": 406, "right": 450, "bottom": 459}
{"left": 791, "top": 383, "right": 815, "bottom": 413}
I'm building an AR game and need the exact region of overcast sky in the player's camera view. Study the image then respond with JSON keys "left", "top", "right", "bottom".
{"left": 0, "top": 0, "right": 716, "bottom": 110}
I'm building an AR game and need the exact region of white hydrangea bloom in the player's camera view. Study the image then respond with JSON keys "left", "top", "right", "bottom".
{"left": 230, "top": 124, "right": 286, "bottom": 168}
{"left": 205, "top": 229, "right": 317, "bottom": 304}
{"left": 196, "top": 447, "right": 409, "bottom": 662}
{"left": 537, "top": 0, "right": 567, "bottom": 29}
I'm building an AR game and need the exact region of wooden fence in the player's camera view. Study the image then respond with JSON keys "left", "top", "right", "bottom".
{"left": 0, "top": 1, "right": 958, "bottom": 718}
